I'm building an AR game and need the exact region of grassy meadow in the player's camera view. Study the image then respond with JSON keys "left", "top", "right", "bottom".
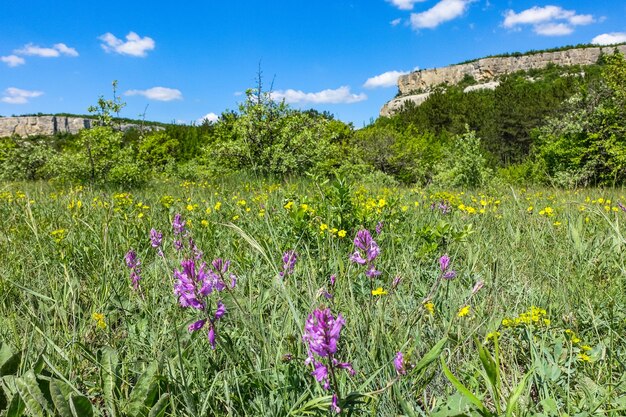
{"left": 1, "top": 178, "right": 625, "bottom": 416}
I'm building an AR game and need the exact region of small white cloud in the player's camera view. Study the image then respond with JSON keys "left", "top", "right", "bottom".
{"left": 271, "top": 86, "right": 367, "bottom": 104}
{"left": 364, "top": 70, "right": 410, "bottom": 88}
{"left": 197, "top": 112, "right": 219, "bottom": 124}
{"left": 99, "top": 32, "right": 155, "bottom": 57}
{"left": 1, "top": 55, "right": 25, "bottom": 67}
{"left": 534, "top": 23, "right": 573, "bottom": 36}
{"left": 410, "top": 0, "right": 473, "bottom": 30}
{"left": 592, "top": 32, "right": 626, "bottom": 45}
{"left": 14, "top": 42, "right": 78, "bottom": 58}
{"left": 503, "top": 5, "right": 594, "bottom": 36}
{"left": 390, "top": 18, "right": 402, "bottom": 26}
{"left": 1, "top": 87, "right": 44, "bottom": 104}
{"left": 52, "top": 43, "right": 79, "bottom": 57}
{"left": 125, "top": 87, "right": 182, "bottom": 101}
{"left": 387, "top": 0, "right": 427, "bottom": 10}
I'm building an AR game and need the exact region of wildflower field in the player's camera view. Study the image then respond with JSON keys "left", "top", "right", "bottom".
{"left": 1, "top": 178, "right": 625, "bottom": 416}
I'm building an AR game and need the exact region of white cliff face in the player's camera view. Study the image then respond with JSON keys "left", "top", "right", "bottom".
{"left": 397, "top": 45, "right": 626, "bottom": 95}
{"left": 381, "top": 44, "right": 626, "bottom": 117}
{"left": 0, "top": 116, "right": 162, "bottom": 137}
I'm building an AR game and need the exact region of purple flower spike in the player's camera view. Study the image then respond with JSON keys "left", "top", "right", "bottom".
{"left": 312, "top": 361, "right": 329, "bottom": 387}
{"left": 349, "top": 251, "right": 367, "bottom": 265}
{"left": 439, "top": 254, "right": 450, "bottom": 273}
{"left": 443, "top": 270, "right": 457, "bottom": 280}
{"left": 618, "top": 202, "right": 626, "bottom": 212}
{"left": 376, "top": 221, "right": 384, "bottom": 235}
{"left": 208, "top": 326, "right": 216, "bottom": 349}
{"left": 172, "top": 214, "right": 186, "bottom": 235}
{"left": 125, "top": 249, "right": 142, "bottom": 291}
{"left": 188, "top": 319, "right": 206, "bottom": 332}
{"left": 150, "top": 228, "right": 163, "bottom": 248}
{"left": 303, "top": 308, "right": 345, "bottom": 358}
{"left": 394, "top": 351, "right": 407, "bottom": 375}
{"left": 329, "top": 274, "right": 336, "bottom": 287}
{"left": 331, "top": 394, "right": 341, "bottom": 414}
{"left": 392, "top": 275, "right": 402, "bottom": 289}
{"left": 279, "top": 250, "right": 298, "bottom": 277}
{"left": 354, "top": 229, "right": 373, "bottom": 251}
{"left": 214, "top": 301, "right": 227, "bottom": 320}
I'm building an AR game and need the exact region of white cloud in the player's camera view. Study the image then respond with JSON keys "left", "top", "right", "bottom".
{"left": 14, "top": 42, "right": 78, "bottom": 57}
{"left": 592, "top": 32, "right": 626, "bottom": 45}
{"left": 99, "top": 32, "right": 155, "bottom": 57}
{"left": 1, "top": 87, "right": 44, "bottom": 104}
{"left": 364, "top": 70, "right": 410, "bottom": 88}
{"left": 197, "top": 112, "right": 219, "bottom": 124}
{"left": 534, "top": 23, "right": 573, "bottom": 36}
{"left": 1, "top": 55, "right": 25, "bottom": 67}
{"left": 503, "top": 5, "right": 594, "bottom": 36}
{"left": 125, "top": 87, "right": 182, "bottom": 101}
{"left": 271, "top": 86, "right": 367, "bottom": 104}
{"left": 387, "top": 0, "right": 427, "bottom": 11}
{"left": 410, "top": 0, "right": 473, "bottom": 30}
{"left": 390, "top": 18, "right": 402, "bottom": 26}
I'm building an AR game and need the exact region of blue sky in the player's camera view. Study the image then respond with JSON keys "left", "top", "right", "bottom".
{"left": 1, "top": 0, "right": 625, "bottom": 127}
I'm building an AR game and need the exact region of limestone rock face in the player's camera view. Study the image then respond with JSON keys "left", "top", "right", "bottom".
{"left": 396, "top": 45, "right": 626, "bottom": 95}
{"left": 381, "top": 44, "right": 626, "bottom": 117}
{"left": 0, "top": 116, "right": 162, "bottom": 137}
{"left": 380, "top": 93, "right": 432, "bottom": 117}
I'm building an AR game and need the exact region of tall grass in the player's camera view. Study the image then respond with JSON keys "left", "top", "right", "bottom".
{"left": 0, "top": 179, "right": 625, "bottom": 416}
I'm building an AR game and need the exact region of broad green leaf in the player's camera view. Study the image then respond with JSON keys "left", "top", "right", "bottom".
{"left": 49, "top": 379, "right": 72, "bottom": 417}
{"left": 69, "top": 393, "right": 94, "bottom": 417}
{"left": 125, "top": 361, "right": 159, "bottom": 417}
{"left": 413, "top": 337, "right": 448, "bottom": 374}
{"left": 100, "top": 346, "right": 119, "bottom": 417}
{"left": 14, "top": 371, "right": 49, "bottom": 417}
{"left": 505, "top": 369, "right": 533, "bottom": 417}
{"left": 148, "top": 393, "right": 170, "bottom": 417}
{"left": 440, "top": 356, "right": 488, "bottom": 415}
{"left": 6, "top": 392, "right": 25, "bottom": 417}
{"left": 0, "top": 344, "right": 21, "bottom": 377}
{"left": 475, "top": 338, "right": 498, "bottom": 397}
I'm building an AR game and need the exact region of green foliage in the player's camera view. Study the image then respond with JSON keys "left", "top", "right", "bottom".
{"left": 0, "top": 137, "right": 55, "bottom": 181}
{"left": 535, "top": 52, "right": 626, "bottom": 187}
{"left": 138, "top": 131, "right": 180, "bottom": 169}
{"left": 434, "top": 129, "right": 492, "bottom": 188}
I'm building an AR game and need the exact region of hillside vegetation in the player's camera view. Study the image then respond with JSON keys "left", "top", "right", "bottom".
{"left": 1, "top": 51, "right": 625, "bottom": 188}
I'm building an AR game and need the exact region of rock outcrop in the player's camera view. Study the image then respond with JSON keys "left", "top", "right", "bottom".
{"left": 0, "top": 115, "right": 162, "bottom": 138}
{"left": 381, "top": 44, "right": 626, "bottom": 116}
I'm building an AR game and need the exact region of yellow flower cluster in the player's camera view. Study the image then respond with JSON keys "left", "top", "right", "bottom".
{"left": 50, "top": 229, "right": 67, "bottom": 244}
{"left": 92, "top": 312, "right": 106, "bottom": 329}
{"left": 501, "top": 306, "right": 550, "bottom": 328}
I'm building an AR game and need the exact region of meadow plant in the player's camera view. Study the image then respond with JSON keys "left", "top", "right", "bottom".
{"left": 349, "top": 228, "right": 381, "bottom": 278}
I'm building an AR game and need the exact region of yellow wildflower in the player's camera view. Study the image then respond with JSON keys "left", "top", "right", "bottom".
{"left": 457, "top": 305, "right": 470, "bottom": 318}
{"left": 423, "top": 301, "right": 435, "bottom": 315}
{"left": 92, "top": 312, "right": 106, "bottom": 329}
{"left": 338, "top": 230, "right": 347, "bottom": 238}
{"left": 577, "top": 353, "right": 591, "bottom": 362}
{"left": 371, "top": 287, "right": 387, "bottom": 296}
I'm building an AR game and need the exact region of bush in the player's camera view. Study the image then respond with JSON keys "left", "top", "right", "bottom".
{"left": 434, "top": 129, "right": 492, "bottom": 188}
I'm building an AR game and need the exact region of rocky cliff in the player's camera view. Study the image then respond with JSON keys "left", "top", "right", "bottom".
{"left": 381, "top": 44, "right": 626, "bottom": 116}
{"left": 0, "top": 115, "right": 162, "bottom": 137}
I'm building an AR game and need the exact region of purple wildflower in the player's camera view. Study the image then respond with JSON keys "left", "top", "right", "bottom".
{"left": 214, "top": 301, "right": 227, "bottom": 320}
{"left": 125, "top": 249, "right": 142, "bottom": 290}
{"left": 208, "top": 325, "right": 216, "bottom": 349}
{"left": 439, "top": 254, "right": 457, "bottom": 280}
{"left": 174, "top": 240, "right": 183, "bottom": 251}
{"left": 173, "top": 259, "right": 208, "bottom": 310}
{"left": 150, "top": 228, "right": 163, "bottom": 248}
{"left": 312, "top": 361, "right": 330, "bottom": 389}
{"left": 350, "top": 229, "right": 381, "bottom": 278}
{"left": 279, "top": 250, "right": 298, "bottom": 278}
{"left": 303, "top": 308, "right": 345, "bottom": 358}
{"left": 188, "top": 319, "right": 206, "bottom": 332}
{"left": 375, "top": 221, "right": 384, "bottom": 235}
{"left": 125, "top": 249, "right": 139, "bottom": 269}
{"left": 394, "top": 351, "right": 407, "bottom": 375}
{"left": 329, "top": 274, "right": 336, "bottom": 287}
{"left": 331, "top": 394, "right": 341, "bottom": 414}
{"left": 392, "top": 275, "right": 402, "bottom": 289}
{"left": 172, "top": 213, "right": 186, "bottom": 235}
{"left": 618, "top": 202, "right": 626, "bottom": 212}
